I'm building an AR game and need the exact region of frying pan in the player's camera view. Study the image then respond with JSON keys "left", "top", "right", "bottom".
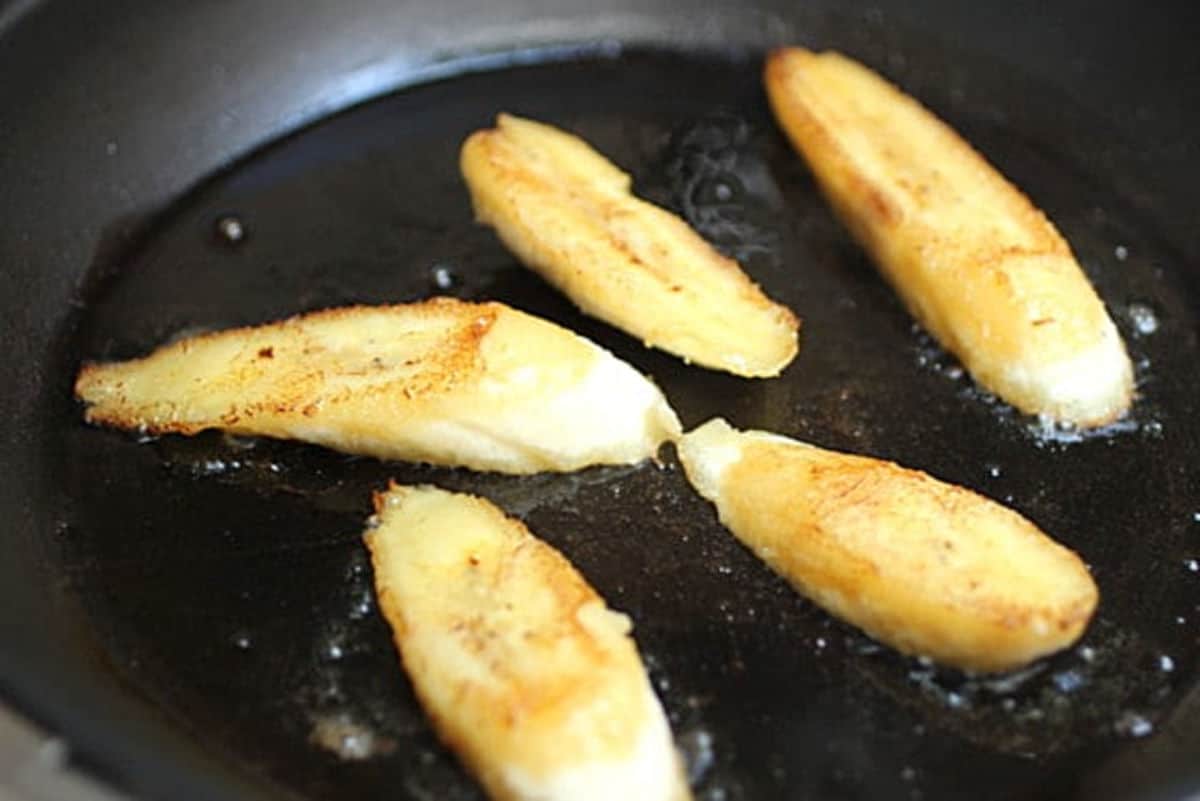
{"left": 2, "top": 0, "right": 1198, "bottom": 799}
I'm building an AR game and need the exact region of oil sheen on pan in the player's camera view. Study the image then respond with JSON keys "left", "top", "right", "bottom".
{"left": 55, "top": 45, "right": 1200, "bottom": 801}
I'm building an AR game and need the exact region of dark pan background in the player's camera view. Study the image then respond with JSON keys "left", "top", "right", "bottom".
{"left": 2, "top": 1, "right": 1199, "bottom": 800}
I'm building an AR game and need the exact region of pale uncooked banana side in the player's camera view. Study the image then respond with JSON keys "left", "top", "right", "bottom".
{"left": 75, "top": 298, "right": 681, "bottom": 473}
{"left": 461, "top": 113, "right": 800, "bottom": 378}
{"left": 365, "top": 484, "right": 692, "bottom": 801}
{"left": 677, "top": 418, "right": 1099, "bottom": 672}
{"left": 765, "top": 48, "right": 1133, "bottom": 427}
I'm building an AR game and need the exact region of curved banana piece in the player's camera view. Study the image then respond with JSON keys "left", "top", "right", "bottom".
{"left": 678, "top": 418, "right": 1099, "bottom": 672}
{"left": 766, "top": 48, "right": 1132, "bottom": 427}
{"left": 75, "top": 298, "right": 680, "bottom": 473}
{"left": 365, "top": 484, "right": 692, "bottom": 801}
{"left": 461, "top": 113, "right": 800, "bottom": 378}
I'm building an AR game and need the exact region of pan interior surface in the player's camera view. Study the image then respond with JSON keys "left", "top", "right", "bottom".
{"left": 54, "top": 47, "right": 1200, "bottom": 801}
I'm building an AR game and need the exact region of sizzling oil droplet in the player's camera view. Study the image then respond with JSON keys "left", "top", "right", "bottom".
{"left": 216, "top": 215, "right": 246, "bottom": 244}
{"left": 430, "top": 264, "right": 458, "bottom": 290}
{"left": 309, "top": 714, "right": 390, "bottom": 760}
{"left": 1158, "top": 654, "right": 1175, "bottom": 673}
{"left": 679, "top": 728, "right": 716, "bottom": 784}
{"left": 230, "top": 630, "right": 253, "bottom": 651}
{"left": 984, "top": 463, "right": 1002, "bottom": 478}
{"left": 981, "top": 661, "right": 1046, "bottom": 694}
{"left": 220, "top": 433, "right": 259, "bottom": 451}
{"left": 693, "top": 177, "right": 737, "bottom": 205}
{"left": 197, "top": 458, "right": 237, "bottom": 476}
{"left": 1114, "top": 245, "right": 1129, "bottom": 261}
{"left": 1113, "top": 711, "right": 1154, "bottom": 738}
{"left": 849, "top": 637, "right": 884, "bottom": 656}
{"left": 1052, "top": 670, "right": 1084, "bottom": 693}
{"left": 1127, "top": 303, "right": 1159, "bottom": 336}
{"left": 1185, "top": 558, "right": 1199, "bottom": 573}
{"left": 348, "top": 595, "right": 373, "bottom": 620}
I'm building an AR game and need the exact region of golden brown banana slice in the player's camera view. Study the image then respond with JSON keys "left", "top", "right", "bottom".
{"left": 365, "top": 484, "right": 692, "bottom": 801}
{"left": 461, "top": 113, "right": 800, "bottom": 378}
{"left": 74, "top": 298, "right": 681, "bottom": 474}
{"left": 677, "top": 418, "right": 1098, "bottom": 672}
{"left": 765, "top": 48, "right": 1133, "bottom": 427}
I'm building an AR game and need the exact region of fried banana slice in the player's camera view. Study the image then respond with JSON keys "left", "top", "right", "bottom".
{"left": 765, "top": 48, "right": 1133, "bottom": 427}
{"left": 365, "top": 484, "right": 692, "bottom": 801}
{"left": 74, "top": 298, "right": 681, "bottom": 474}
{"left": 677, "top": 418, "right": 1098, "bottom": 672}
{"left": 461, "top": 113, "right": 800, "bottom": 378}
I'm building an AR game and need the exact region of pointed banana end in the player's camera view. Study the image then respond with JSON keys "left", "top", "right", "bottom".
{"left": 676, "top": 418, "right": 744, "bottom": 504}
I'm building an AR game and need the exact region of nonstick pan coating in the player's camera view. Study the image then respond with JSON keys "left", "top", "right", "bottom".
{"left": 5, "top": 2, "right": 1200, "bottom": 801}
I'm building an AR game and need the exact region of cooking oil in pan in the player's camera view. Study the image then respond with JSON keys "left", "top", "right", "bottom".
{"left": 56, "top": 44, "right": 1200, "bottom": 801}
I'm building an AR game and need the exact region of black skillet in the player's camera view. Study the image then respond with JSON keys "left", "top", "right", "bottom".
{"left": 2, "top": 0, "right": 1199, "bottom": 799}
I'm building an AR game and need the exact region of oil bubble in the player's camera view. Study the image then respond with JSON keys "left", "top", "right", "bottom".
{"left": 679, "top": 728, "right": 715, "bottom": 784}
{"left": 1113, "top": 711, "right": 1154, "bottom": 738}
{"left": 215, "top": 215, "right": 246, "bottom": 245}
{"left": 430, "top": 263, "right": 459, "bottom": 291}
{"left": 309, "top": 713, "right": 393, "bottom": 760}
{"left": 1127, "top": 303, "right": 1159, "bottom": 336}
{"left": 1052, "top": 670, "right": 1085, "bottom": 693}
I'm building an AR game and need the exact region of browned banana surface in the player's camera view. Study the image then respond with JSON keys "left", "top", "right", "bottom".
{"left": 766, "top": 48, "right": 1133, "bottom": 426}
{"left": 678, "top": 418, "right": 1099, "bottom": 672}
{"left": 462, "top": 113, "right": 799, "bottom": 378}
{"left": 365, "top": 484, "right": 692, "bottom": 801}
{"left": 76, "top": 298, "right": 680, "bottom": 473}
